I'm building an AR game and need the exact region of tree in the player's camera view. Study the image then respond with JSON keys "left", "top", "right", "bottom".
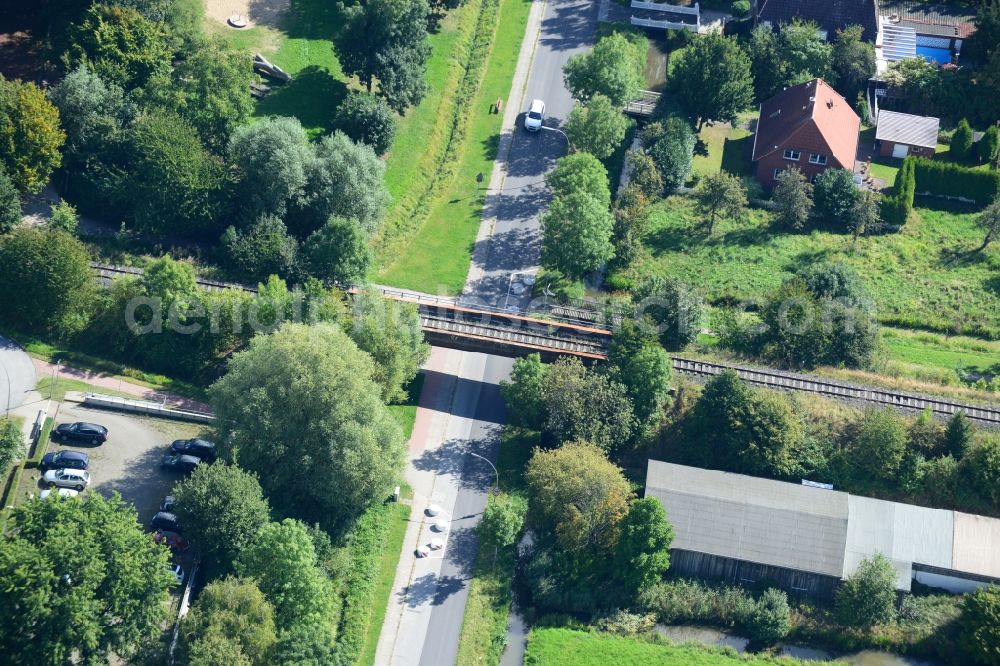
{"left": 0, "top": 418, "right": 24, "bottom": 481}
{"left": 835, "top": 553, "right": 897, "bottom": 627}
{"left": 335, "top": 91, "right": 397, "bottom": 155}
{"left": 236, "top": 519, "right": 337, "bottom": 631}
{"left": 963, "top": 436, "right": 1000, "bottom": 508}
{"left": 228, "top": 116, "right": 313, "bottom": 224}
{"left": 813, "top": 168, "right": 857, "bottom": 227}
{"left": 299, "top": 131, "right": 389, "bottom": 236}
{"left": 852, "top": 409, "right": 908, "bottom": 486}
{"left": 747, "top": 588, "right": 791, "bottom": 644}
{"left": 908, "top": 408, "right": 945, "bottom": 456}
{"left": 951, "top": 119, "right": 974, "bottom": 161}
{"left": 563, "top": 32, "right": 644, "bottom": 106}
{"left": 540, "top": 357, "right": 636, "bottom": 453}
{"left": 849, "top": 189, "right": 881, "bottom": 248}
{"left": 798, "top": 261, "right": 873, "bottom": 310}
{"left": 499, "top": 353, "right": 547, "bottom": 429}
{"left": 943, "top": 411, "right": 975, "bottom": 458}
{"left": 125, "top": 111, "right": 226, "bottom": 238}
{"left": 608, "top": 320, "right": 672, "bottom": 432}
{"left": 696, "top": 171, "right": 747, "bottom": 234}
{"left": 210, "top": 323, "right": 406, "bottom": 529}
{"left": 0, "top": 77, "right": 65, "bottom": 193}
{"left": 301, "top": 215, "right": 372, "bottom": 285}
{"left": 0, "top": 493, "right": 173, "bottom": 664}
{"left": 541, "top": 191, "right": 615, "bottom": 281}
{"left": 778, "top": 20, "right": 833, "bottom": 85}
{"left": 336, "top": 0, "right": 431, "bottom": 112}
{"left": 220, "top": 215, "right": 300, "bottom": 282}
{"left": 628, "top": 150, "right": 663, "bottom": 198}
{"left": 632, "top": 275, "right": 704, "bottom": 350}
{"left": 177, "top": 577, "right": 277, "bottom": 666}
{"left": 545, "top": 152, "right": 611, "bottom": 206}
{"left": 525, "top": 441, "right": 633, "bottom": 552}
{"left": 611, "top": 184, "right": 650, "bottom": 267}
{"left": 978, "top": 125, "right": 999, "bottom": 165}
{"left": 477, "top": 493, "right": 528, "bottom": 548}
{"left": 683, "top": 371, "right": 805, "bottom": 478}
{"left": 564, "top": 94, "right": 632, "bottom": 160}
{"left": 64, "top": 4, "right": 171, "bottom": 90}
{"left": 48, "top": 200, "right": 79, "bottom": 234}
{"left": 832, "top": 25, "right": 876, "bottom": 96}
{"left": 269, "top": 621, "right": 338, "bottom": 665}
{"left": 614, "top": 497, "right": 674, "bottom": 596}
{"left": 773, "top": 166, "right": 813, "bottom": 230}
{"left": 748, "top": 24, "right": 784, "bottom": 101}
{"left": 0, "top": 228, "right": 94, "bottom": 335}
{"left": 669, "top": 33, "right": 754, "bottom": 129}
{"left": 0, "top": 167, "right": 20, "bottom": 233}
{"left": 974, "top": 195, "right": 1000, "bottom": 252}
{"left": 344, "top": 287, "right": 430, "bottom": 403}
{"left": 172, "top": 464, "right": 272, "bottom": 573}
{"left": 647, "top": 117, "right": 695, "bottom": 191}
{"left": 956, "top": 584, "right": 1000, "bottom": 665}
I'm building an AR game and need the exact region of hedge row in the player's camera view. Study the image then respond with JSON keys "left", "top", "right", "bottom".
{"left": 881, "top": 156, "right": 917, "bottom": 225}
{"left": 912, "top": 157, "right": 1000, "bottom": 204}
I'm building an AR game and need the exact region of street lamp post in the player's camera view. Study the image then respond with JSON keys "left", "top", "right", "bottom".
{"left": 467, "top": 451, "right": 499, "bottom": 493}
{"left": 541, "top": 126, "right": 571, "bottom": 154}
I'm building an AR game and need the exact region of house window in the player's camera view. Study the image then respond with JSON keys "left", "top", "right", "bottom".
{"left": 783, "top": 149, "right": 801, "bottom": 161}
{"left": 809, "top": 153, "right": 827, "bottom": 165}
{"left": 773, "top": 168, "right": 783, "bottom": 179}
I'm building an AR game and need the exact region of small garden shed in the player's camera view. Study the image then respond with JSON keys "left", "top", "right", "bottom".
{"left": 875, "top": 110, "right": 939, "bottom": 159}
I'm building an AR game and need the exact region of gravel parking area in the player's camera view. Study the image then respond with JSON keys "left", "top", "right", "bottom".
{"left": 27, "top": 403, "right": 206, "bottom": 525}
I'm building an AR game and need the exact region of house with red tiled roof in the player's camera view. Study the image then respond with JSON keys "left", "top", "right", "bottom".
{"left": 751, "top": 79, "right": 861, "bottom": 190}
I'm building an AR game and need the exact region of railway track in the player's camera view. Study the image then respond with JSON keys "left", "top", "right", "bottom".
{"left": 671, "top": 358, "right": 1000, "bottom": 425}
{"left": 91, "top": 263, "right": 258, "bottom": 294}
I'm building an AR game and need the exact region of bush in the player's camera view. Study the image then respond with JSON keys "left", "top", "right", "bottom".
{"left": 913, "top": 156, "right": 1000, "bottom": 204}
{"left": 647, "top": 117, "right": 696, "bottom": 191}
{"left": 747, "top": 588, "right": 790, "bottom": 643}
{"left": 335, "top": 91, "right": 397, "bottom": 156}
{"left": 639, "top": 579, "right": 756, "bottom": 628}
{"left": 978, "top": 125, "right": 999, "bottom": 165}
{"left": 0, "top": 418, "right": 23, "bottom": 482}
{"left": 731, "top": 0, "right": 750, "bottom": 17}
{"left": 951, "top": 119, "right": 974, "bottom": 161}
{"left": 956, "top": 585, "right": 1000, "bottom": 665}
{"left": 835, "top": 553, "right": 897, "bottom": 627}
{"left": 880, "top": 156, "right": 916, "bottom": 225}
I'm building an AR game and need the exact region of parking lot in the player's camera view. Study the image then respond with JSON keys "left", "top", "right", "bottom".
{"left": 23, "top": 402, "right": 207, "bottom": 525}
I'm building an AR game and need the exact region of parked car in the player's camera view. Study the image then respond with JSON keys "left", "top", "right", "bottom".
{"left": 39, "top": 488, "right": 80, "bottom": 499}
{"left": 524, "top": 98, "right": 545, "bottom": 132}
{"left": 169, "top": 438, "right": 216, "bottom": 462}
{"left": 41, "top": 469, "right": 90, "bottom": 491}
{"left": 52, "top": 422, "right": 108, "bottom": 445}
{"left": 39, "top": 450, "right": 89, "bottom": 472}
{"left": 159, "top": 495, "right": 176, "bottom": 512}
{"left": 166, "top": 563, "right": 184, "bottom": 586}
{"left": 153, "top": 530, "right": 188, "bottom": 553}
{"left": 160, "top": 454, "right": 200, "bottom": 474}
{"left": 150, "top": 511, "right": 181, "bottom": 533}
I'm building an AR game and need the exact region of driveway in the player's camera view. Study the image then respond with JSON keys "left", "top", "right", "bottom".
{"left": 29, "top": 404, "right": 204, "bottom": 524}
{"left": 0, "top": 335, "right": 36, "bottom": 415}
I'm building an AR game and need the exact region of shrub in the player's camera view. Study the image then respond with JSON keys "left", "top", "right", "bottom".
{"left": 0, "top": 418, "right": 23, "bottom": 482}
{"left": 334, "top": 91, "right": 397, "bottom": 155}
{"left": 913, "top": 157, "right": 1000, "bottom": 204}
{"left": 978, "top": 125, "right": 999, "bottom": 165}
{"left": 639, "top": 579, "right": 755, "bottom": 628}
{"left": 813, "top": 168, "right": 857, "bottom": 228}
{"left": 746, "top": 588, "right": 790, "bottom": 643}
{"left": 956, "top": 585, "right": 1000, "bottom": 665}
{"left": 647, "top": 117, "right": 696, "bottom": 191}
{"left": 835, "top": 553, "right": 897, "bottom": 627}
{"left": 881, "top": 155, "right": 916, "bottom": 225}
{"left": 951, "top": 119, "right": 974, "bottom": 161}
{"left": 731, "top": 0, "right": 750, "bottom": 17}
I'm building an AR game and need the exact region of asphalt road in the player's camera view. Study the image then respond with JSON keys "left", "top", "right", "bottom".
{"left": 0, "top": 335, "right": 36, "bottom": 416}
{"left": 465, "top": 0, "right": 599, "bottom": 307}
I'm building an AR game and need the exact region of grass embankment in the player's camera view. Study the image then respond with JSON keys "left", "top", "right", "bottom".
{"left": 377, "top": 0, "right": 532, "bottom": 294}
{"left": 620, "top": 196, "right": 1000, "bottom": 340}
{"left": 523, "top": 627, "right": 836, "bottom": 666}
{"left": 456, "top": 428, "right": 537, "bottom": 664}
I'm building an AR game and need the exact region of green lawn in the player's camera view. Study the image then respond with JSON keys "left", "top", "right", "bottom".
{"left": 691, "top": 114, "right": 754, "bottom": 180}
{"left": 524, "top": 628, "right": 834, "bottom": 665}
{"left": 387, "top": 373, "right": 425, "bottom": 440}
{"left": 881, "top": 327, "right": 1000, "bottom": 377}
{"left": 35, "top": 377, "right": 137, "bottom": 404}
{"left": 377, "top": 0, "right": 532, "bottom": 293}
{"left": 619, "top": 195, "right": 1000, "bottom": 339}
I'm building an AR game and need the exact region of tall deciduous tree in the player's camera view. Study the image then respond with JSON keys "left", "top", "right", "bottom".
{"left": 0, "top": 167, "right": 20, "bottom": 233}
{"left": 696, "top": 171, "right": 747, "bottom": 234}
{"left": 632, "top": 274, "right": 704, "bottom": 350}
{"left": 335, "top": 91, "right": 398, "bottom": 155}
{"left": 0, "top": 228, "right": 94, "bottom": 335}
{"left": 0, "top": 77, "right": 65, "bottom": 194}
{"left": 499, "top": 353, "right": 547, "bottom": 429}
{"left": 646, "top": 117, "right": 695, "bottom": 191}
{"left": 851, "top": 409, "right": 908, "bottom": 486}
{"left": 669, "top": 33, "right": 754, "bottom": 129}
{"left": 220, "top": 215, "right": 300, "bottom": 282}
{"left": 613, "top": 497, "right": 674, "bottom": 596}
{"left": 608, "top": 320, "right": 672, "bottom": 433}
{"left": 564, "top": 94, "right": 632, "bottom": 160}
{"left": 974, "top": 194, "right": 1000, "bottom": 252}
{"left": 477, "top": 493, "right": 528, "bottom": 548}
{"left": 778, "top": 19, "right": 833, "bottom": 85}
{"left": 302, "top": 215, "right": 372, "bottom": 285}
{"left": 849, "top": 189, "right": 881, "bottom": 248}
{"left": 172, "top": 464, "right": 272, "bottom": 573}
{"left": 772, "top": 167, "right": 813, "bottom": 230}
{"left": 336, "top": 0, "right": 431, "bottom": 112}
{"left": 813, "top": 168, "right": 857, "bottom": 227}
{"left": 0, "top": 493, "right": 173, "bottom": 664}
{"left": 541, "top": 191, "right": 615, "bottom": 281}
{"left": 956, "top": 584, "right": 1000, "bottom": 665}
{"left": 64, "top": 4, "right": 171, "bottom": 90}
{"left": 563, "top": 32, "right": 644, "bottom": 106}
{"left": 210, "top": 323, "right": 406, "bottom": 529}
{"left": 177, "top": 577, "right": 277, "bottom": 666}
{"left": 832, "top": 25, "right": 876, "bottom": 96}
{"left": 835, "top": 553, "right": 897, "bottom": 627}
{"left": 545, "top": 152, "right": 611, "bottom": 206}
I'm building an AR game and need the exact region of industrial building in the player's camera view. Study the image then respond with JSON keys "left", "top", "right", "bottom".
{"left": 645, "top": 461, "right": 1000, "bottom": 598}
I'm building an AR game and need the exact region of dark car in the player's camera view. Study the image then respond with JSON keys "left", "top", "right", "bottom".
{"left": 150, "top": 511, "right": 181, "bottom": 533}
{"left": 160, "top": 454, "right": 200, "bottom": 474}
{"left": 169, "top": 438, "right": 216, "bottom": 462}
{"left": 52, "top": 422, "right": 108, "bottom": 445}
{"left": 39, "top": 450, "right": 89, "bottom": 472}
{"left": 159, "top": 495, "right": 176, "bottom": 512}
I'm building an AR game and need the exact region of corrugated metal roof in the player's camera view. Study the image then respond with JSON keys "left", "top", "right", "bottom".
{"left": 646, "top": 461, "right": 1000, "bottom": 589}
{"left": 876, "top": 110, "right": 940, "bottom": 149}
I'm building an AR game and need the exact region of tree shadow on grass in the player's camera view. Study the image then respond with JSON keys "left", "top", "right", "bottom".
{"left": 277, "top": 0, "right": 346, "bottom": 39}
{"left": 785, "top": 249, "right": 834, "bottom": 274}
{"left": 255, "top": 66, "right": 348, "bottom": 136}
{"left": 720, "top": 135, "right": 753, "bottom": 176}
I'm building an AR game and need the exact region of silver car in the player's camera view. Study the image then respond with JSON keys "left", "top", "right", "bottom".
{"left": 41, "top": 469, "right": 90, "bottom": 492}
{"left": 524, "top": 98, "right": 545, "bottom": 132}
